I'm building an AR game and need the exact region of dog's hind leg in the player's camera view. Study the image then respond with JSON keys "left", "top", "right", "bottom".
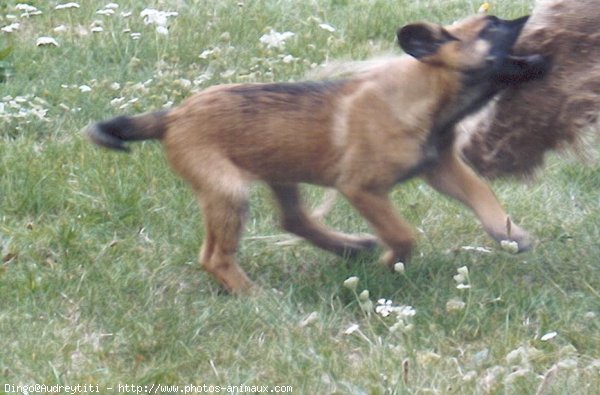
{"left": 179, "top": 158, "right": 256, "bottom": 294}
{"left": 422, "top": 149, "right": 532, "bottom": 251}
{"left": 269, "top": 183, "right": 378, "bottom": 258}
{"left": 197, "top": 184, "right": 256, "bottom": 293}
{"left": 198, "top": 184, "right": 256, "bottom": 293}
{"left": 166, "top": 142, "right": 257, "bottom": 293}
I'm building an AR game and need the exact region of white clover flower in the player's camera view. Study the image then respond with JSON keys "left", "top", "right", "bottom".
{"left": 462, "top": 370, "right": 477, "bottom": 382}
{"left": 446, "top": 298, "right": 466, "bottom": 312}
{"left": 141, "top": 8, "right": 178, "bottom": 27}
{"left": 453, "top": 273, "right": 466, "bottom": 284}
{"left": 55, "top": 3, "right": 80, "bottom": 10}
{"left": 193, "top": 72, "right": 213, "bottom": 86}
{"left": 461, "top": 245, "right": 492, "bottom": 253}
{"left": 220, "top": 69, "right": 236, "bottom": 79}
{"left": 282, "top": 54, "right": 295, "bottom": 64}
{"left": 78, "top": 85, "right": 92, "bottom": 93}
{"left": 104, "top": 3, "right": 119, "bottom": 9}
{"left": 500, "top": 240, "right": 519, "bottom": 253}
{"left": 453, "top": 265, "right": 470, "bottom": 288}
{"left": 393, "top": 262, "right": 405, "bottom": 274}
{"left": 91, "top": 26, "right": 104, "bottom": 33}
{"left": 36, "top": 37, "right": 59, "bottom": 47}
{"left": 259, "top": 29, "right": 295, "bottom": 49}
{"left": 110, "top": 97, "right": 125, "bottom": 106}
{"left": 344, "top": 323, "right": 360, "bottom": 335}
{"left": 375, "top": 299, "right": 416, "bottom": 319}
{"left": 343, "top": 276, "right": 359, "bottom": 291}
{"left": 53, "top": 25, "right": 68, "bottom": 33}
{"left": 1, "top": 23, "right": 20, "bottom": 33}
{"left": 540, "top": 331, "right": 558, "bottom": 341}
{"left": 26, "top": 10, "right": 43, "bottom": 17}
{"left": 358, "top": 289, "right": 370, "bottom": 302}
{"left": 319, "top": 23, "right": 336, "bottom": 32}
{"left": 60, "top": 103, "right": 71, "bottom": 111}
{"left": 29, "top": 107, "right": 48, "bottom": 120}
{"left": 96, "top": 8, "right": 115, "bottom": 16}
{"left": 121, "top": 11, "right": 132, "bottom": 18}
{"left": 376, "top": 298, "right": 394, "bottom": 317}
{"left": 140, "top": 8, "right": 177, "bottom": 35}
{"left": 199, "top": 48, "right": 219, "bottom": 59}
{"left": 109, "top": 82, "right": 121, "bottom": 90}
{"left": 584, "top": 311, "right": 597, "bottom": 319}
{"left": 16, "top": 3, "right": 42, "bottom": 17}
{"left": 16, "top": 4, "right": 39, "bottom": 13}
{"left": 118, "top": 97, "right": 138, "bottom": 110}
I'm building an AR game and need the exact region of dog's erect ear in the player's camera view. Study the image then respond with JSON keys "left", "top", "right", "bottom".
{"left": 397, "top": 23, "right": 458, "bottom": 59}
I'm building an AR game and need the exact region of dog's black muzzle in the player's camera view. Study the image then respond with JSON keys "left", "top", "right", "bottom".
{"left": 480, "top": 15, "right": 551, "bottom": 86}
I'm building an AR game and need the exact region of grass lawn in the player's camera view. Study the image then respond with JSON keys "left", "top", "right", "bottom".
{"left": 1, "top": 0, "right": 598, "bottom": 393}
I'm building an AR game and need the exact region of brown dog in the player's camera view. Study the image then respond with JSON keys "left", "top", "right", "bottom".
{"left": 87, "top": 14, "right": 549, "bottom": 293}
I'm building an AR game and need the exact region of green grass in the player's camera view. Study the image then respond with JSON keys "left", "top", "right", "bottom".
{"left": 1, "top": 0, "right": 599, "bottom": 393}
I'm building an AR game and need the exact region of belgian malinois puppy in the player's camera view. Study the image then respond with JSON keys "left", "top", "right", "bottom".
{"left": 88, "top": 14, "right": 549, "bottom": 293}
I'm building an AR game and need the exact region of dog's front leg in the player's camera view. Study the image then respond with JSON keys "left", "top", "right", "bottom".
{"left": 270, "top": 183, "right": 378, "bottom": 257}
{"left": 422, "top": 149, "right": 532, "bottom": 251}
{"left": 340, "top": 187, "right": 416, "bottom": 268}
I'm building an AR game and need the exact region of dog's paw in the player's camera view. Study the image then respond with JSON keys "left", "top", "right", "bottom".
{"left": 502, "top": 230, "right": 533, "bottom": 253}
{"left": 380, "top": 249, "right": 411, "bottom": 270}
{"left": 349, "top": 234, "right": 379, "bottom": 251}
{"left": 338, "top": 234, "right": 379, "bottom": 259}
{"left": 493, "top": 223, "right": 533, "bottom": 253}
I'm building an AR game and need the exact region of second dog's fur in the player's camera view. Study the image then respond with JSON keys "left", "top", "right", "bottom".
{"left": 88, "top": 15, "right": 548, "bottom": 293}
{"left": 460, "top": 0, "right": 600, "bottom": 177}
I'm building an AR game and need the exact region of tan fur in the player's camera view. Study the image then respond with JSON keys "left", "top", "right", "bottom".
{"left": 88, "top": 15, "right": 541, "bottom": 293}
{"left": 459, "top": 0, "right": 600, "bottom": 178}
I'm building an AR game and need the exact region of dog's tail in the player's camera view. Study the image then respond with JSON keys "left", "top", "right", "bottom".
{"left": 86, "top": 110, "right": 170, "bottom": 152}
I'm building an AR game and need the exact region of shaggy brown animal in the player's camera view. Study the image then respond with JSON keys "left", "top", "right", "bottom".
{"left": 459, "top": 0, "right": 600, "bottom": 178}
